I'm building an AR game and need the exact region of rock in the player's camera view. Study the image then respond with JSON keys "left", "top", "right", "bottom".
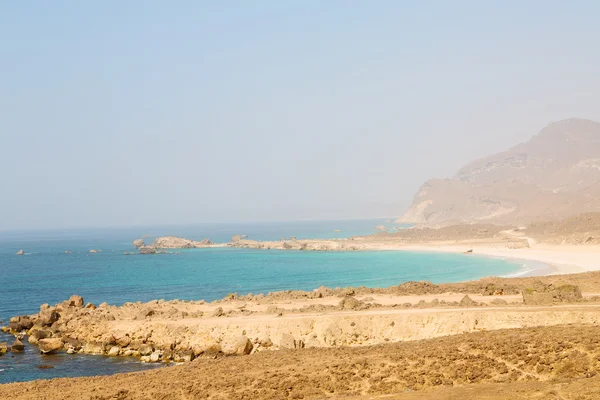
{"left": 133, "top": 239, "right": 145, "bottom": 249}
{"left": 149, "top": 352, "right": 160, "bottom": 362}
{"left": 15, "top": 249, "right": 24, "bottom": 256}
{"left": 115, "top": 336, "right": 131, "bottom": 348}
{"left": 278, "top": 333, "right": 296, "bottom": 350}
{"left": 173, "top": 350, "right": 195, "bottom": 362}
{"left": 0, "top": 342, "right": 8, "bottom": 354}
{"left": 138, "top": 343, "right": 153, "bottom": 356}
{"left": 68, "top": 295, "right": 84, "bottom": 308}
{"left": 464, "top": 249, "right": 473, "bottom": 253}
{"left": 522, "top": 283, "right": 583, "bottom": 305}
{"left": 11, "top": 339, "right": 25, "bottom": 352}
{"left": 38, "top": 338, "right": 64, "bottom": 354}
{"left": 89, "top": 249, "right": 100, "bottom": 253}
{"left": 222, "top": 336, "right": 253, "bottom": 356}
{"left": 82, "top": 342, "right": 104, "bottom": 354}
{"left": 212, "top": 307, "right": 225, "bottom": 317}
{"left": 339, "top": 296, "right": 365, "bottom": 311}
{"left": 139, "top": 246, "right": 157, "bottom": 255}
{"left": 39, "top": 306, "right": 60, "bottom": 326}
{"left": 28, "top": 328, "right": 49, "bottom": 345}
{"left": 65, "top": 250, "right": 71, "bottom": 254}
{"left": 459, "top": 295, "right": 477, "bottom": 307}
{"left": 85, "top": 303, "right": 97, "bottom": 309}
{"left": 108, "top": 346, "right": 120, "bottom": 356}
{"left": 199, "top": 238, "right": 213, "bottom": 245}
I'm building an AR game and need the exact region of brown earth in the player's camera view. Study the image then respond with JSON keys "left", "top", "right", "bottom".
{"left": 2, "top": 324, "right": 600, "bottom": 399}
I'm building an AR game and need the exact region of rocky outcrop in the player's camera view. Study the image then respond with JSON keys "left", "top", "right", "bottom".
{"left": 11, "top": 339, "right": 25, "bottom": 352}
{"left": 15, "top": 249, "right": 24, "bottom": 256}
{"left": 150, "top": 236, "right": 214, "bottom": 249}
{"left": 522, "top": 282, "right": 583, "bottom": 305}
{"left": 398, "top": 119, "right": 600, "bottom": 225}
{"left": 139, "top": 246, "right": 157, "bottom": 255}
{"left": 133, "top": 239, "right": 145, "bottom": 249}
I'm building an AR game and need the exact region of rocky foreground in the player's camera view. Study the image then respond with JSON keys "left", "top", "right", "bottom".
{"left": 2, "top": 324, "right": 600, "bottom": 399}
{"left": 2, "top": 272, "right": 600, "bottom": 365}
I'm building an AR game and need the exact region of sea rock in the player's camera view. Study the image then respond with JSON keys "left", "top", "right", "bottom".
{"left": 139, "top": 246, "right": 157, "bottom": 255}
{"left": 28, "top": 328, "right": 49, "bottom": 345}
{"left": 65, "top": 250, "right": 71, "bottom": 254}
{"left": 68, "top": 295, "right": 84, "bottom": 308}
{"left": 38, "top": 338, "right": 64, "bottom": 354}
{"left": 115, "top": 335, "right": 131, "bottom": 348}
{"left": 39, "top": 306, "right": 60, "bottom": 326}
{"left": 149, "top": 352, "right": 160, "bottom": 362}
{"left": 15, "top": 250, "right": 24, "bottom": 256}
{"left": 0, "top": 342, "right": 8, "bottom": 354}
{"left": 11, "top": 339, "right": 25, "bottom": 352}
{"left": 173, "top": 350, "right": 195, "bottom": 362}
{"left": 133, "top": 239, "right": 145, "bottom": 249}
{"left": 89, "top": 249, "right": 100, "bottom": 253}
{"left": 222, "top": 336, "right": 253, "bottom": 356}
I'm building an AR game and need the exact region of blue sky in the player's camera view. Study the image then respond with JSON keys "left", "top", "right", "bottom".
{"left": 2, "top": 1, "right": 600, "bottom": 229}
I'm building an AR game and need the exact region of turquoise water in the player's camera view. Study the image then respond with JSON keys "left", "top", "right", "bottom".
{"left": 0, "top": 219, "right": 522, "bottom": 383}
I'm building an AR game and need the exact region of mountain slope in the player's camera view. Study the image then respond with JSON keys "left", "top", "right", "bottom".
{"left": 398, "top": 118, "right": 600, "bottom": 225}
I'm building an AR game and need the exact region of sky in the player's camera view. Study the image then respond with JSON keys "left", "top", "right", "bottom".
{"left": 2, "top": 1, "right": 600, "bottom": 230}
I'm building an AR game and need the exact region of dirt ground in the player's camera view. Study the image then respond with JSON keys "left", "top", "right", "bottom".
{"left": 2, "top": 324, "right": 600, "bottom": 399}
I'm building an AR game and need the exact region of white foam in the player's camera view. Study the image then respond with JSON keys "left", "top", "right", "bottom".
{"left": 501, "top": 263, "right": 546, "bottom": 278}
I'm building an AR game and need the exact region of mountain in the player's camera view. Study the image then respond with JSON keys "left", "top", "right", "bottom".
{"left": 398, "top": 118, "right": 600, "bottom": 226}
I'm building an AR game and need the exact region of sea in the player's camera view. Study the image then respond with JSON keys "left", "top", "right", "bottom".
{"left": 0, "top": 218, "right": 526, "bottom": 383}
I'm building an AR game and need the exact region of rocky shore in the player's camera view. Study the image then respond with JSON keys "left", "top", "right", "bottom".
{"left": 2, "top": 272, "right": 598, "bottom": 365}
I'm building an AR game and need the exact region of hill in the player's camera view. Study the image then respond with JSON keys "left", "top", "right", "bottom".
{"left": 398, "top": 118, "right": 600, "bottom": 225}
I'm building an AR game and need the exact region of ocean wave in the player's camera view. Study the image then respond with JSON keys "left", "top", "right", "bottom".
{"left": 501, "top": 263, "right": 545, "bottom": 278}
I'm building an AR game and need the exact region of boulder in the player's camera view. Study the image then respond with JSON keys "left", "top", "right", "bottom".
{"left": 0, "top": 342, "right": 8, "bottom": 354}
{"left": 138, "top": 343, "right": 153, "bottom": 356}
{"left": 133, "top": 239, "right": 145, "bottom": 249}
{"left": 278, "top": 333, "right": 296, "bottom": 350}
{"left": 68, "top": 295, "right": 84, "bottom": 308}
{"left": 15, "top": 249, "right": 24, "bottom": 256}
{"left": 459, "top": 295, "right": 477, "bottom": 307}
{"left": 139, "top": 246, "right": 157, "bottom": 255}
{"left": 149, "top": 352, "right": 160, "bottom": 362}
{"left": 38, "top": 338, "right": 64, "bottom": 354}
{"left": 28, "top": 328, "right": 49, "bottom": 345}
{"left": 115, "top": 335, "right": 131, "bottom": 348}
{"left": 11, "top": 339, "right": 25, "bottom": 352}
{"left": 173, "top": 350, "right": 195, "bottom": 362}
{"left": 222, "top": 336, "right": 253, "bottom": 356}
{"left": 39, "top": 306, "right": 60, "bottom": 326}
{"left": 339, "top": 296, "right": 365, "bottom": 311}
{"left": 107, "top": 346, "right": 120, "bottom": 357}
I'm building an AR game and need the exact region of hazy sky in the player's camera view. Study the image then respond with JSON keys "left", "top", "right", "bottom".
{"left": 2, "top": 1, "right": 600, "bottom": 230}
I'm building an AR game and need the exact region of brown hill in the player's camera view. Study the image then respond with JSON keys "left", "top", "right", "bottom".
{"left": 398, "top": 118, "right": 600, "bottom": 225}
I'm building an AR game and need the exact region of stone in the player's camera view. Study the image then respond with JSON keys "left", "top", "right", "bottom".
{"left": 108, "top": 346, "right": 120, "bottom": 356}
{"left": 89, "top": 249, "right": 100, "bottom": 253}
{"left": 11, "top": 339, "right": 25, "bottom": 352}
{"left": 85, "top": 303, "right": 97, "bottom": 309}
{"left": 38, "top": 338, "right": 64, "bottom": 354}
{"left": 222, "top": 336, "right": 253, "bottom": 356}
{"left": 0, "top": 342, "right": 8, "bottom": 354}
{"left": 28, "top": 328, "right": 49, "bottom": 345}
{"left": 39, "top": 306, "right": 60, "bottom": 326}
{"left": 139, "top": 246, "right": 157, "bottom": 255}
{"left": 459, "top": 295, "right": 477, "bottom": 307}
{"left": 139, "top": 343, "right": 153, "bottom": 356}
{"left": 68, "top": 295, "right": 84, "bottom": 308}
{"left": 133, "top": 239, "right": 145, "bottom": 249}
{"left": 278, "top": 333, "right": 296, "bottom": 350}
{"left": 15, "top": 249, "right": 24, "bottom": 256}
{"left": 115, "top": 335, "right": 131, "bottom": 348}
{"left": 149, "top": 352, "right": 160, "bottom": 362}
{"left": 173, "top": 350, "right": 194, "bottom": 362}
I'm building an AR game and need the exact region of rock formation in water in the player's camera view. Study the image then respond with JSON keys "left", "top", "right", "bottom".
{"left": 15, "top": 250, "right": 24, "bottom": 256}
{"left": 150, "top": 236, "right": 213, "bottom": 249}
{"left": 132, "top": 239, "right": 145, "bottom": 249}
{"left": 398, "top": 118, "right": 600, "bottom": 226}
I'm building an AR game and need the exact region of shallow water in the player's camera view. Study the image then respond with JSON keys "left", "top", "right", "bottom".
{"left": 0, "top": 218, "right": 522, "bottom": 383}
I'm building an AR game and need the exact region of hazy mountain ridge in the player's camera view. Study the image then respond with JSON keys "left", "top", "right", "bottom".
{"left": 398, "top": 118, "right": 600, "bottom": 225}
